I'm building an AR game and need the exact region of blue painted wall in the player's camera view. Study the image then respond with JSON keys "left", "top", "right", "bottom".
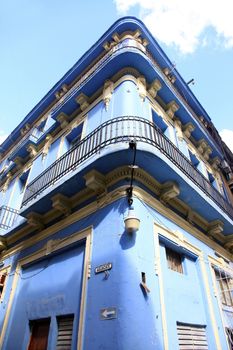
{"left": 1, "top": 197, "right": 230, "bottom": 349}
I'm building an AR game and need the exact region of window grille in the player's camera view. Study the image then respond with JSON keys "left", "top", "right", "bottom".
{"left": 226, "top": 327, "right": 233, "bottom": 349}
{"left": 177, "top": 323, "right": 208, "bottom": 349}
{"left": 214, "top": 268, "right": 233, "bottom": 307}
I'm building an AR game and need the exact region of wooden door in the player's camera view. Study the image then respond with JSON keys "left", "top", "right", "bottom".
{"left": 28, "top": 319, "right": 50, "bottom": 350}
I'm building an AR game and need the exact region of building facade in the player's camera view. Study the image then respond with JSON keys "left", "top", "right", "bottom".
{"left": 0, "top": 17, "right": 233, "bottom": 350}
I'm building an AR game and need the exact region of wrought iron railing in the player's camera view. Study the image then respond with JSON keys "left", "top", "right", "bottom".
{"left": 0, "top": 205, "right": 19, "bottom": 230}
{"left": 21, "top": 116, "right": 233, "bottom": 220}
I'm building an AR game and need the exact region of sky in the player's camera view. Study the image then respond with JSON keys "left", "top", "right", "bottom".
{"left": 1, "top": 0, "right": 233, "bottom": 151}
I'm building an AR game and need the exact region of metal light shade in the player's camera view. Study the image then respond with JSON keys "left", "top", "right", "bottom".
{"left": 124, "top": 208, "right": 140, "bottom": 233}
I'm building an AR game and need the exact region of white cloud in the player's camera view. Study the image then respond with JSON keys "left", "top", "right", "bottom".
{"left": 220, "top": 129, "right": 233, "bottom": 153}
{"left": 114, "top": 0, "right": 233, "bottom": 53}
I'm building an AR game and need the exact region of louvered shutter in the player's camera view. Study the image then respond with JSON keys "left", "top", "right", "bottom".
{"left": 56, "top": 315, "right": 74, "bottom": 350}
{"left": 177, "top": 323, "right": 208, "bottom": 350}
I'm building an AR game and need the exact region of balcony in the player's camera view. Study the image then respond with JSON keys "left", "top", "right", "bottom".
{"left": 0, "top": 206, "right": 19, "bottom": 230}
{"left": 20, "top": 117, "right": 233, "bottom": 225}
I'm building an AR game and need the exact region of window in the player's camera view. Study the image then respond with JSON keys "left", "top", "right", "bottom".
{"left": 226, "top": 327, "right": 233, "bottom": 350}
{"left": 166, "top": 247, "right": 183, "bottom": 274}
{"left": 0, "top": 272, "right": 6, "bottom": 297}
{"left": 207, "top": 172, "right": 218, "bottom": 190}
{"left": 177, "top": 323, "right": 208, "bottom": 350}
{"left": 152, "top": 110, "right": 170, "bottom": 138}
{"left": 56, "top": 315, "right": 74, "bottom": 350}
{"left": 215, "top": 269, "right": 233, "bottom": 306}
{"left": 28, "top": 318, "right": 50, "bottom": 350}
{"left": 66, "top": 123, "right": 83, "bottom": 147}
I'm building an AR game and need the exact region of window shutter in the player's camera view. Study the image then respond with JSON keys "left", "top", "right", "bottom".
{"left": 166, "top": 247, "right": 183, "bottom": 274}
{"left": 56, "top": 315, "right": 74, "bottom": 350}
{"left": 177, "top": 323, "right": 208, "bottom": 349}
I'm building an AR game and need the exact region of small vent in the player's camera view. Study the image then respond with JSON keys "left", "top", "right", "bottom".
{"left": 56, "top": 315, "right": 74, "bottom": 350}
{"left": 177, "top": 323, "right": 208, "bottom": 349}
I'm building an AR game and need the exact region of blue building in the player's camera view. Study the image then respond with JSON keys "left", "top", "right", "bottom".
{"left": 0, "top": 17, "right": 233, "bottom": 350}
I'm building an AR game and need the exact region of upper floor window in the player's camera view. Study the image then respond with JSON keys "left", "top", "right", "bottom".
{"left": 166, "top": 247, "right": 183, "bottom": 274}
{"left": 66, "top": 122, "right": 84, "bottom": 147}
{"left": 207, "top": 171, "right": 219, "bottom": 190}
{"left": 189, "top": 151, "right": 209, "bottom": 178}
{"left": 152, "top": 110, "right": 176, "bottom": 143}
{"left": 214, "top": 269, "right": 233, "bottom": 306}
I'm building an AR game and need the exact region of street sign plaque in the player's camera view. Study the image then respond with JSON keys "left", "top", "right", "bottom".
{"left": 95, "top": 262, "right": 112, "bottom": 274}
{"left": 100, "top": 307, "right": 117, "bottom": 320}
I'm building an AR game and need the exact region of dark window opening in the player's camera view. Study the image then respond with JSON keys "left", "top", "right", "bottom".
{"left": 0, "top": 273, "right": 6, "bottom": 297}
{"left": 166, "top": 247, "right": 183, "bottom": 274}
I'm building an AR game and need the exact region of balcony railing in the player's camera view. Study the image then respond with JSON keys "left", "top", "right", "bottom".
{"left": 21, "top": 116, "right": 233, "bottom": 220}
{"left": 0, "top": 205, "right": 19, "bottom": 230}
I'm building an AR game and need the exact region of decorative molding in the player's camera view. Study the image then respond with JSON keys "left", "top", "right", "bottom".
{"left": 0, "top": 238, "right": 7, "bottom": 252}
{"left": 84, "top": 170, "right": 106, "bottom": 194}
{"left": 160, "top": 181, "right": 180, "bottom": 203}
{"left": 137, "top": 76, "right": 147, "bottom": 101}
{"left": 103, "top": 80, "right": 114, "bottom": 110}
{"left": 76, "top": 93, "right": 90, "bottom": 112}
{"left": 148, "top": 79, "right": 162, "bottom": 98}
{"left": 173, "top": 117, "right": 183, "bottom": 140}
{"left": 26, "top": 212, "right": 44, "bottom": 230}
{"left": 55, "top": 84, "right": 68, "bottom": 100}
{"left": 182, "top": 122, "right": 195, "bottom": 138}
{"left": 165, "top": 100, "right": 179, "bottom": 119}
{"left": 51, "top": 193, "right": 71, "bottom": 216}
{"left": 2, "top": 174, "right": 12, "bottom": 193}
{"left": 42, "top": 134, "right": 52, "bottom": 158}
{"left": 20, "top": 123, "right": 30, "bottom": 136}
{"left": 103, "top": 30, "right": 148, "bottom": 52}
{"left": 2, "top": 183, "right": 232, "bottom": 263}
{"left": 207, "top": 220, "right": 224, "bottom": 239}
{"left": 27, "top": 144, "right": 37, "bottom": 158}
{"left": 203, "top": 146, "right": 212, "bottom": 161}
{"left": 198, "top": 115, "right": 208, "bottom": 127}
{"left": 223, "top": 235, "right": 233, "bottom": 253}
{"left": 13, "top": 156, "right": 24, "bottom": 170}
{"left": 211, "top": 157, "right": 220, "bottom": 170}
{"left": 57, "top": 112, "right": 70, "bottom": 129}
{"left": 196, "top": 139, "right": 208, "bottom": 154}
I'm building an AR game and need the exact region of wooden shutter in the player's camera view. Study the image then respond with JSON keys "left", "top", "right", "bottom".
{"left": 166, "top": 247, "right": 183, "bottom": 274}
{"left": 56, "top": 315, "right": 74, "bottom": 350}
{"left": 28, "top": 319, "right": 50, "bottom": 350}
{"left": 177, "top": 323, "right": 208, "bottom": 350}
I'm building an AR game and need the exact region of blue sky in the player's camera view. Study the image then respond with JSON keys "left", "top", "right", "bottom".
{"left": 1, "top": 0, "right": 233, "bottom": 150}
